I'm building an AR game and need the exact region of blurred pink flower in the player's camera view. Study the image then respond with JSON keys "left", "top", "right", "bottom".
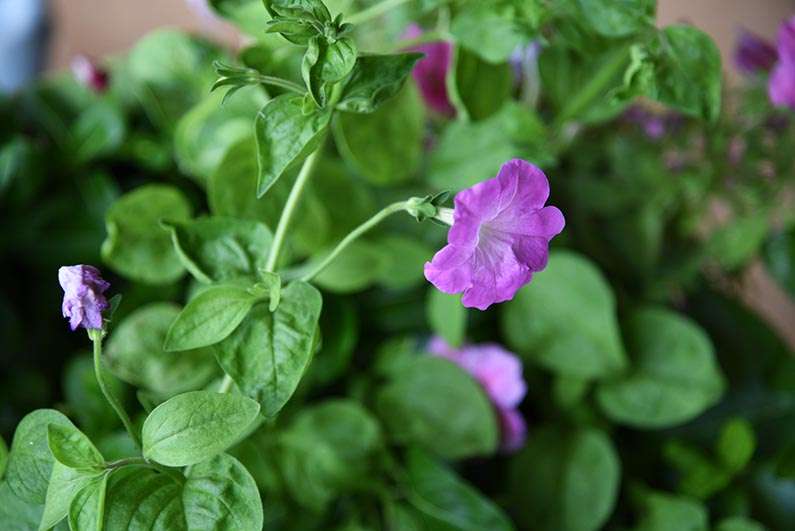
{"left": 403, "top": 24, "right": 455, "bottom": 116}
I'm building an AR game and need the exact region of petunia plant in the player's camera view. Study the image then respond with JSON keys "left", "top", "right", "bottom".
{"left": 1, "top": 1, "right": 794, "bottom": 530}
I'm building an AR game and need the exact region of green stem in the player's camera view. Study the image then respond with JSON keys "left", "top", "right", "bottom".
{"left": 256, "top": 75, "right": 306, "bottom": 95}
{"left": 105, "top": 457, "right": 185, "bottom": 485}
{"left": 265, "top": 149, "right": 322, "bottom": 272}
{"left": 218, "top": 374, "right": 234, "bottom": 394}
{"left": 347, "top": 0, "right": 411, "bottom": 25}
{"left": 91, "top": 331, "right": 141, "bottom": 449}
{"left": 300, "top": 201, "right": 408, "bottom": 283}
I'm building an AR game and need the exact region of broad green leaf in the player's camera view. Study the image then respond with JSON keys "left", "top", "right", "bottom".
{"left": 101, "top": 184, "right": 191, "bottom": 284}
{"left": 106, "top": 303, "right": 218, "bottom": 396}
{"left": 213, "top": 281, "right": 323, "bottom": 417}
{"left": 337, "top": 53, "right": 423, "bottom": 113}
{"left": 164, "top": 285, "right": 259, "bottom": 351}
{"left": 208, "top": 0, "right": 268, "bottom": 35}
{"left": 715, "top": 517, "right": 767, "bottom": 531}
{"left": 573, "top": 0, "right": 655, "bottom": 37}
{"left": 69, "top": 101, "right": 125, "bottom": 164}
{"left": 142, "top": 390, "right": 261, "bottom": 466}
{"left": 5, "top": 409, "right": 75, "bottom": 504}
{"left": 374, "top": 235, "right": 433, "bottom": 290}
{"left": 644, "top": 26, "right": 722, "bottom": 122}
{"left": 68, "top": 473, "right": 109, "bottom": 531}
{"left": 426, "top": 289, "right": 466, "bottom": 348}
{"left": 0, "top": 435, "right": 7, "bottom": 479}
{"left": 596, "top": 307, "right": 725, "bottom": 428}
{"left": 47, "top": 424, "right": 103, "bottom": 470}
{"left": 164, "top": 217, "right": 273, "bottom": 284}
{"left": 406, "top": 449, "right": 514, "bottom": 531}
{"left": 302, "top": 36, "right": 357, "bottom": 106}
{"left": 448, "top": 46, "right": 513, "bottom": 121}
{"left": 429, "top": 102, "right": 551, "bottom": 190}
{"left": 311, "top": 239, "right": 386, "bottom": 293}
{"left": 41, "top": 462, "right": 101, "bottom": 531}
{"left": 0, "top": 482, "right": 44, "bottom": 531}
{"left": 451, "top": 2, "right": 527, "bottom": 63}
{"left": 502, "top": 251, "right": 627, "bottom": 379}
{"left": 633, "top": 491, "right": 708, "bottom": 531}
{"left": 509, "top": 427, "right": 620, "bottom": 531}
{"left": 183, "top": 453, "right": 263, "bottom": 530}
{"left": 255, "top": 94, "right": 331, "bottom": 197}
{"left": 174, "top": 86, "right": 266, "bottom": 182}
{"left": 376, "top": 356, "right": 498, "bottom": 459}
{"left": 716, "top": 418, "right": 756, "bottom": 474}
{"left": 104, "top": 468, "right": 183, "bottom": 529}
{"left": 334, "top": 84, "right": 424, "bottom": 186}
{"left": 278, "top": 431, "right": 345, "bottom": 512}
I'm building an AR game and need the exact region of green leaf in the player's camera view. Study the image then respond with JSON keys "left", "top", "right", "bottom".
{"left": 142, "top": 390, "right": 261, "bottom": 466}
{"left": 707, "top": 215, "right": 769, "bottom": 271}
{"left": 208, "top": 0, "right": 268, "bottom": 36}
{"left": 182, "top": 453, "right": 263, "bottom": 530}
{"left": 450, "top": 2, "right": 527, "bottom": 64}
{"left": 715, "top": 517, "right": 767, "bottom": 531}
{"left": 376, "top": 356, "right": 498, "bottom": 459}
{"left": 596, "top": 307, "right": 725, "bottom": 428}
{"left": 334, "top": 84, "right": 424, "bottom": 186}
{"left": 106, "top": 303, "right": 218, "bottom": 397}
{"left": 633, "top": 491, "right": 708, "bottom": 531}
{"left": 374, "top": 235, "right": 433, "bottom": 290}
{"left": 164, "top": 217, "right": 273, "bottom": 284}
{"left": 427, "top": 289, "right": 466, "bottom": 348}
{"left": 429, "top": 102, "right": 551, "bottom": 190}
{"left": 265, "top": 0, "right": 331, "bottom": 21}
{"left": 302, "top": 36, "right": 357, "bottom": 106}
{"left": 164, "top": 284, "right": 259, "bottom": 351}
{"left": 174, "top": 86, "right": 266, "bottom": 182}
{"left": 448, "top": 46, "right": 513, "bottom": 121}
{"left": 716, "top": 418, "right": 756, "bottom": 474}
{"left": 68, "top": 473, "right": 108, "bottom": 531}
{"left": 509, "top": 427, "right": 620, "bottom": 531}
{"left": 406, "top": 448, "right": 514, "bottom": 531}
{"left": 101, "top": 184, "right": 192, "bottom": 284}
{"left": 502, "top": 251, "right": 627, "bottom": 379}
{"left": 41, "top": 462, "right": 101, "bottom": 531}
{"left": 213, "top": 281, "right": 323, "bottom": 417}
{"left": 662, "top": 440, "right": 730, "bottom": 499}
{"left": 0, "top": 436, "right": 7, "bottom": 479}
{"left": 254, "top": 94, "right": 331, "bottom": 197}
{"left": 643, "top": 26, "right": 722, "bottom": 122}
{"left": 573, "top": 0, "right": 655, "bottom": 38}
{"left": 337, "top": 53, "right": 423, "bottom": 113}
{"left": 5, "top": 409, "right": 75, "bottom": 504}
{"left": 69, "top": 101, "right": 125, "bottom": 164}
{"left": 0, "top": 482, "right": 44, "bottom": 531}
{"left": 47, "top": 424, "right": 104, "bottom": 470}
{"left": 104, "top": 468, "right": 183, "bottom": 529}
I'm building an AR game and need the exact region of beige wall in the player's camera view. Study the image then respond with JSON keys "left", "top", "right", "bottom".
{"left": 50, "top": 0, "right": 795, "bottom": 78}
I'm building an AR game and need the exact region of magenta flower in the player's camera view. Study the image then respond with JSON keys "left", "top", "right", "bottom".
{"left": 58, "top": 265, "right": 110, "bottom": 331}
{"left": 424, "top": 159, "right": 565, "bottom": 310}
{"left": 403, "top": 24, "right": 454, "bottom": 116}
{"left": 769, "top": 16, "right": 795, "bottom": 109}
{"left": 429, "top": 337, "right": 528, "bottom": 452}
{"left": 71, "top": 55, "right": 109, "bottom": 93}
{"left": 734, "top": 29, "right": 778, "bottom": 74}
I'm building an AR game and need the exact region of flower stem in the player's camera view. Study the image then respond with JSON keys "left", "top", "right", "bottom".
{"left": 218, "top": 374, "right": 234, "bottom": 394}
{"left": 256, "top": 75, "right": 306, "bottom": 95}
{"left": 347, "top": 0, "right": 410, "bottom": 25}
{"left": 91, "top": 331, "right": 141, "bottom": 448}
{"left": 264, "top": 149, "right": 322, "bottom": 273}
{"left": 300, "top": 201, "right": 408, "bottom": 283}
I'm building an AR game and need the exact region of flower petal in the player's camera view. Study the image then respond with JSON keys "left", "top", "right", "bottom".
{"left": 424, "top": 244, "right": 474, "bottom": 294}
{"left": 499, "top": 408, "right": 527, "bottom": 453}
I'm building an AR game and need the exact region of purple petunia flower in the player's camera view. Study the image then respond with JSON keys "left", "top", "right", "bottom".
{"left": 71, "top": 55, "right": 109, "bottom": 93}
{"left": 769, "top": 16, "right": 795, "bottom": 109}
{"left": 58, "top": 265, "right": 110, "bottom": 331}
{"left": 734, "top": 29, "right": 778, "bottom": 75}
{"left": 429, "top": 336, "right": 528, "bottom": 452}
{"left": 403, "top": 24, "right": 455, "bottom": 116}
{"left": 424, "top": 159, "right": 565, "bottom": 311}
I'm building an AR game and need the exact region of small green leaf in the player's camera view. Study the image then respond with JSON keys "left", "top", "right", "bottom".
{"left": 337, "top": 53, "right": 423, "bottom": 113}
{"left": 254, "top": 94, "right": 331, "bottom": 197}
{"left": 208, "top": 0, "right": 269, "bottom": 36}
{"left": 427, "top": 289, "right": 466, "bottom": 348}
{"left": 715, "top": 517, "right": 768, "bottom": 531}
{"left": 142, "top": 390, "right": 260, "bottom": 467}
{"left": 101, "top": 185, "right": 192, "bottom": 284}
{"left": 5, "top": 409, "right": 75, "bottom": 504}
{"left": 213, "top": 281, "right": 323, "bottom": 417}
{"left": 406, "top": 448, "right": 514, "bottom": 531}
{"left": 302, "top": 36, "right": 357, "bottom": 106}
{"left": 596, "top": 307, "right": 725, "bottom": 428}
{"left": 451, "top": 2, "right": 527, "bottom": 64}
{"left": 40, "top": 462, "right": 102, "bottom": 531}
{"left": 573, "top": 0, "right": 655, "bottom": 38}
{"left": 164, "top": 216, "right": 273, "bottom": 284}
{"left": 164, "top": 285, "right": 259, "bottom": 351}
{"left": 502, "top": 251, "right": 627, "bottom": 379}
{"left": 69, "top": 101, "right": 126, "bottom": 164}
{"left": 47, "top": 424, "right": 104, "bottom": 470}
{"left": 448, "top": 46, "right": 513, "bottom": 121}
{"left": 716, "top": 418, "right": 756, "bottom": 474}
{"left": 633, "top": 491, "right": 708, "bottom": 531}
{"left": 376, "top": 356, "right": 498, "bottom": 459}
{"left": 68, "top": 473, "right": 109, "bottom": 531}
{"left": 265, "top": 0, "right": 331, "bottom": 21}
